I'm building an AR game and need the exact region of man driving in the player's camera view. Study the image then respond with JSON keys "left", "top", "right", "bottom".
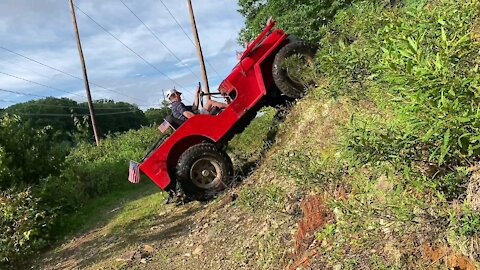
{"left": 166, "top": 84, "right": 228, "bottom": 122}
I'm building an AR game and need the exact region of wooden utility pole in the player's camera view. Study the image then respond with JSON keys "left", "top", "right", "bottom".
{"left": 186, "top": 0, "right": 210, "bottom": 94}
{"left": 69, "top": 0, "right": 100, "bottom": 146}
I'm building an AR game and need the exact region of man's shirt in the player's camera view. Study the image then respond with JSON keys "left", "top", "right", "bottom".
{"left": 170, "top": 101, "right": 189, "bottom": 122}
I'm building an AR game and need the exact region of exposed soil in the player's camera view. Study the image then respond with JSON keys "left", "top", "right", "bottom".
{"left": 422, "top": 243, "right": 477, "bottom": 270}
{"left": 467, "top": 168, "right": 480, "bottom": 212}
{"left": 32, "top": 191, "right": 299, "bottom": 270}
{"left": 288, "top": 195, "right": 333, "bottom": 270}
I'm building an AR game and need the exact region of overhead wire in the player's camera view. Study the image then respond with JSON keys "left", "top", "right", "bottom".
{"left": 0, "top": 57, "right": 56, "bottom": 82}
{"left": 0, "top": 70, "right": 86, "bottom": 98}
{"left": 72, "top": 2, "right": 194, "bottom": 103}
{"left": 0, "top": 88, "right": 44, "bottom": 98}
{"left": 0, "top": 45, "right": 154, "bottom": 106}
{"left": 157, "top": 0, "right": 222, "bottom": 78}
{"left": 118, "top": 0, "right": 202, "bottom": 82}
{"left": 0, "top": 2, "right": 207, "bottom": 108}
{"left": 0, "top": 88, "right": 144, "bottom": 110}
{"left": 0, "top": 110, "right": 142, "bottom": 117}
{"left": 0, "top": 100, "right": 139, "bottom": 110}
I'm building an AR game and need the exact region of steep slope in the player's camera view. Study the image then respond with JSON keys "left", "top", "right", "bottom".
{"left": 33, "top": 89, "right": 353, "bottom": 270}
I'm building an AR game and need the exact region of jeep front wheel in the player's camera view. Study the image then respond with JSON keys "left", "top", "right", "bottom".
{"left": 176, "top": 143, "right": 233, "bottom": 200}
{"left": 272, "top": 41, "right": 316, "bottom": 98}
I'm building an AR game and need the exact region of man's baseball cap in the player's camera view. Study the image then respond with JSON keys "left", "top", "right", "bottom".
{"left": 166, "top": 89, "right": 181, "bottom": 99}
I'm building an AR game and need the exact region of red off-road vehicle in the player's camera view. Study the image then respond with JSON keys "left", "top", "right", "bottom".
{"left": 134, "top": 21, "right": 316, "bottom": 200}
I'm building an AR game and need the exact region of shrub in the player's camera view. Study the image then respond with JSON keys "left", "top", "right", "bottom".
{"left": 39, "top": 127, "right": 160, "bottom": 210}
{"left": 238, "top": 0, "right": 355, "bottom": 43}
{"left": 374, "top": 0, "right": 480, "bottom": 166}
{"left": 339, "top": 0, "right": 480, "bottom": 171}
{"left": 0, "top": 115, "right": 69, "bottom": 189}
{"left": 0, "top": 188, "right": 54, "bottom": 264}
{"left": 0, "top": 127, "right": 159, "bottom": 266}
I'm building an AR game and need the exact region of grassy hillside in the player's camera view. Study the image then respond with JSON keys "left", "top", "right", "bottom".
{"left": 251, "top": 0, "right": 480, "bottom": 268}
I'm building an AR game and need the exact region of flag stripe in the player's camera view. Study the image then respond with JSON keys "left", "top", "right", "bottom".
{"left": 158, "top": 120, "right": 170, "bottom": 133}
{"left": 128, "top": 161, "right": 141, "bottom": 183}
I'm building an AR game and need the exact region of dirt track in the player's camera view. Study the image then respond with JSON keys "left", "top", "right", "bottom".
{"left": 33, "top": 189, "right": 299, "bottom": 270}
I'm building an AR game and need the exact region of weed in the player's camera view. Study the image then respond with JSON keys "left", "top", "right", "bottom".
{"left": 255, "top": 229, "right": 285, "bottom": 269}
{"left": 451, "top": 209, "right": 480, "bottom": 238}
{"left": 237, "top": 184, "right": 286, "bottom": 212}
{"left": 315, "top": 224, "right": 336, "bottom": 241}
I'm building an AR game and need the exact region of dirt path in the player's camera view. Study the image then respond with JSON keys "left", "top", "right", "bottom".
{"left": 32, "top": 188, "right": 297, "bottom": 270}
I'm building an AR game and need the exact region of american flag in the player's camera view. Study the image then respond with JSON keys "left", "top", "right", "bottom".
{"left": 128, "top": 161, "right": 141, "bottom": 184}
{"left": 158, "top": 120, "right": 171, "bottom": 133}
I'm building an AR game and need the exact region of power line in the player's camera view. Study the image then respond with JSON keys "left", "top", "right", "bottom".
{"left": 0, "top": 88, "right": 44, "bottom": 98}
{"left": 1, "top": 110, "right": 141, "bottom": 117}
{"left": 118, "top": 0, "right": 201, "bottom": 82}
{"left": 0, "top": 99, "right": 138, "bottom": 110}
{"left": 72, "top": 3, "right": 191, "bottom": 96}
{"left": 0, "top": 45, "right": 152, "bottom": 106}
{"left": 0, "top": 70, "right": 86, "bottom": 98}
{"left": 157, "top": 0, "right": 222, "bottom": 78}
{"left": 0, "top": 88, "right": 141, "bottom": 110}
{"left": 0, "top": 58, "right": 55, "bottom": 82}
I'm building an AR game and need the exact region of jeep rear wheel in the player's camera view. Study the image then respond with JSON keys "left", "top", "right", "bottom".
{"left": 272, "top": 41, "right": 316, "bottom": 98}
{"left": 176, "top": 143, "right": 233, "bottom": 200}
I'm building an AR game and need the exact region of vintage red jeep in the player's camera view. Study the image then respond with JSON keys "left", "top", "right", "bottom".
{"left": 137, "top": 21, "right": 315, "bottom": 199}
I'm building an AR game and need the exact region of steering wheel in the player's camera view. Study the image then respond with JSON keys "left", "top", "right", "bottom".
{"left": 196, "top": 82, "right": 204, "bottom": 108}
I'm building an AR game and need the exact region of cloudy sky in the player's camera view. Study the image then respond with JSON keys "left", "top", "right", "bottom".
{"left": 0, "top": 0, "right": 245, "bottom": 110}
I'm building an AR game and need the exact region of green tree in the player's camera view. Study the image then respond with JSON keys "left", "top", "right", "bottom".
{"left": 5, "top": 97, "right": 78, "bottom": 141}
{"left": 145, "top": 101, "right": 170, "bottom": 125}
{"left": 0, "top": 114, "right": 68, "bottom": 189}
{"left": 83, "top": 99, "right": 148, "bottom": 137}
{"left": 238, "top": 0, "right": 353, "bottom": 43}
{"left": 4, "top": 98, "right": 148, "bottom": 141}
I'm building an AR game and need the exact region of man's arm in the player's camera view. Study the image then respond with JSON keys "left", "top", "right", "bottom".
{"left": 192, "top": 82, "right": 201, "bottom": 111}
{"left": 173, "top": 102, "right": 195, "bottom": 120}
{"left": 209, "top": 100, "right": 227, "bottom": 109}
{"left": 183, "top": 110, "right": 195, "bottom": 119}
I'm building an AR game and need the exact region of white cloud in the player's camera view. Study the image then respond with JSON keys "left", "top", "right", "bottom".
{"left": 0, "top": 0, "right": 245, "bottom": 110}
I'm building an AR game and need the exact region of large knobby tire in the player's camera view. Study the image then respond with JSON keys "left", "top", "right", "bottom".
{"left": 272, "top": 41, "right": 316, "bottom": 98}
{"left": 176, "top": 143, "right": 233, "bottom": 200}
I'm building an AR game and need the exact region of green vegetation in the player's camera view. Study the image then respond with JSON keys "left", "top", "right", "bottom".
{"left": 0, "top": 188, "right": 54, "bottom": 265}
{"left": 4, "top": 97, "right": 149, "bottom": 141}
{"left": 0, "top": 95, "right": 173, "bottom": 266}
{"left": 237, "top": 184, "right": 286, "bottom": 212}
{"left": 228, "top": 107, "right": 277, "bottom": 171}
{"left": 39, "top": 127, "right": 161, "bottom": 212}
{"left": 0, "top": 122, "right": 161, "bottom": 265}
{"left": 0, "top": 98, "right": 163, "bottom": 263}
{"left": 238, "top": 0, "right": 480, "bottom": 268}
{"left": 238, "top": 0, "right": 353, "bottom": 43}
{"left": 145, "top": 101, "right": 171, "bottom": 125}
{"left": 0, "top": 114, "right": 69, "bottom": 188}
{"left": 53, "top": 181, "right": 158, "bottom": 238}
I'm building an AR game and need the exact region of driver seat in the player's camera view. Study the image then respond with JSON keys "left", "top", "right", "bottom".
{"left": 164, "top": 114, "right": 184, "bottom": 130}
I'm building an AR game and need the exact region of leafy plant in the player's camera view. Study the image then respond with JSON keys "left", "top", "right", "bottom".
{"left": 238, "top": 0, "right": 355, "bottom": 43}
{"left": 0, "top": 188, "right": 54, "bottom": 264}
{"left": 457, "top": 211, "right": 480, "bottom": 237}
{"left": 40, "top": 127, "right": 160, "bottom": 210}
{"left": 0, "top": 114, "right": 69, "bottom": 189}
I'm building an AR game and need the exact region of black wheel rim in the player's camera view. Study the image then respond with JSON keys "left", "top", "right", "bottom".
{"left": 190, "top": 157, "right": 222, "bottom": 189}
{"left": 284, "top": 54, "right": 314, "bottom": 86}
